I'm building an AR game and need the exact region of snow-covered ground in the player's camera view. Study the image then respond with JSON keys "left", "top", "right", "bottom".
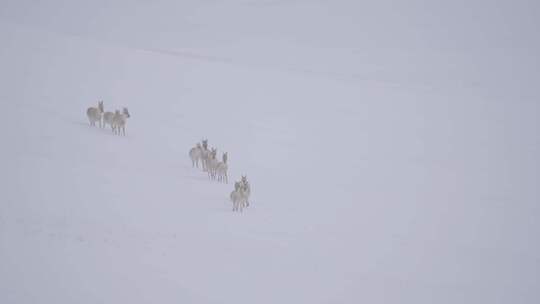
{"left": 1, "top": 1, "right": 539, "bottom": 303}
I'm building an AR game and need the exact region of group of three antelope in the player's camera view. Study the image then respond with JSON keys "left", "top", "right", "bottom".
{"left": 86, "top": 101, "right": 131, "bottom": 135}
{"left": 189, "top": 139, "right": 252, "bottom": 212}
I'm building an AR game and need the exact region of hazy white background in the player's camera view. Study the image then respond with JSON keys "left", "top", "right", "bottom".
{"left": 1, "top": 1, "right": 539, "bottom": 303}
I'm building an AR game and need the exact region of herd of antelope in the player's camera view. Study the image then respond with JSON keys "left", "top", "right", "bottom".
{"left": 86, "top": 100, "right": 131, "bottom": 136}
{"left": 189, "top": 139, "right": 229, "bottom": 183}
{"left": 189, "top": 139, "right": 252, "bottom": 212}
{"left": 86, "top": 101, "right": 251, "bottom": 212}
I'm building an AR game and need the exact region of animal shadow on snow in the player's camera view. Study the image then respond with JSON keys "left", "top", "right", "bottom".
{"left": 72, "top": 120, "right": 130, "bottom": 137}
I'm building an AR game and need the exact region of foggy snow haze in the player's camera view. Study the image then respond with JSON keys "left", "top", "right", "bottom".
{"left": 1, "top": 1, "right": 539, "bottom": 303}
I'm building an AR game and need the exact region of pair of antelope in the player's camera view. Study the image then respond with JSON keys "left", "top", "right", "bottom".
{"left": 189, "top": 139, "right": 228, "bottom": 183}
{"left": 230, "top": 175, "right": 251, "bottom": 212}
{"left": 86, "top": 101, "right": 131, "bottom": 136}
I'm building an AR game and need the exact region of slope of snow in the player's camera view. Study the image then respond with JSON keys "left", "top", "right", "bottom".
{"left": 1, "top": 1, "right": 539, "bottom": 303}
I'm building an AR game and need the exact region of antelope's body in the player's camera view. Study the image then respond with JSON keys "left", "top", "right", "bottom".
{"left": 189, "top": 144, "right": 202, "bottom": 168}
{"left": 206, "top": 148, "right": 219, "bottom": 180}
{"left": 86, "top": 101, "right": 104, "bottom": 127}
{"left": 241, "top": 176, "right": 251, "bottom": 207}
{"left": 103, "top": 111, "right": 115, "bottom": 131}
{"left": 230, "top": 182, "right": 248, "bottom": 212}
{"left": 112, "top": 108, "right": 131, "bottom": 136}
{"left": 216, "top": 152, "right": 228, "bottom": 183}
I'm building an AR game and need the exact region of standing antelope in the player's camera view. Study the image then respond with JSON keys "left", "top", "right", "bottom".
{"left": 207, "top": 148, "right": 219, "bottom": 180}
{"left": 189, "top": 143, "right": 203, "bottom": 168}
{"left": 86, "top": 100, "right": 104, "bottom": 127}
{"left": 230, "top": 181, "right": 248, "bottom": 212}
{"left": 200, "top": 139, "right": 210, "bottom": 171}
{"left": 216, "top": 152, "right": 228, "bottom": 183}
{"left": 241, "top": 175, "right": 251, "bottom": 207}
{"left": 113, "top": 107, "right": 131, "bottom": 136}
{"left": 103, "top": 110, "right": 116, "bottom": 132}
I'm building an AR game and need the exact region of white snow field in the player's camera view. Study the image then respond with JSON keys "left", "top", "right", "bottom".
{"left": 1, "top": 1, "right": 539, "bottom": 303}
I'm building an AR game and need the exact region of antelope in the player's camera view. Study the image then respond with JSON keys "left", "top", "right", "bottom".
{"left": 230, "top": 181, "right": 248, "bottom": 212}
{"left": 200, "top": 139, "right": 210, "bottom": 171}
{"left": 103, "top": 110, "right": 116, "bottom": 131}
{"left": 216, "top": 152, "right": 228, "bottom": 183}
{"left": 189, "top": 143, "right": 203, "bottom": 168}
{"left": 113, "top": 107, "right": 131, "bottom": 136}
{"left": 86, "top": 100, "right": 104, "bottom": 127}
{"left": 207, "top": 148, "right": 219, "bottom": 180}
{"left": 241, "top": 175, "right": 251, "bottom": 207}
